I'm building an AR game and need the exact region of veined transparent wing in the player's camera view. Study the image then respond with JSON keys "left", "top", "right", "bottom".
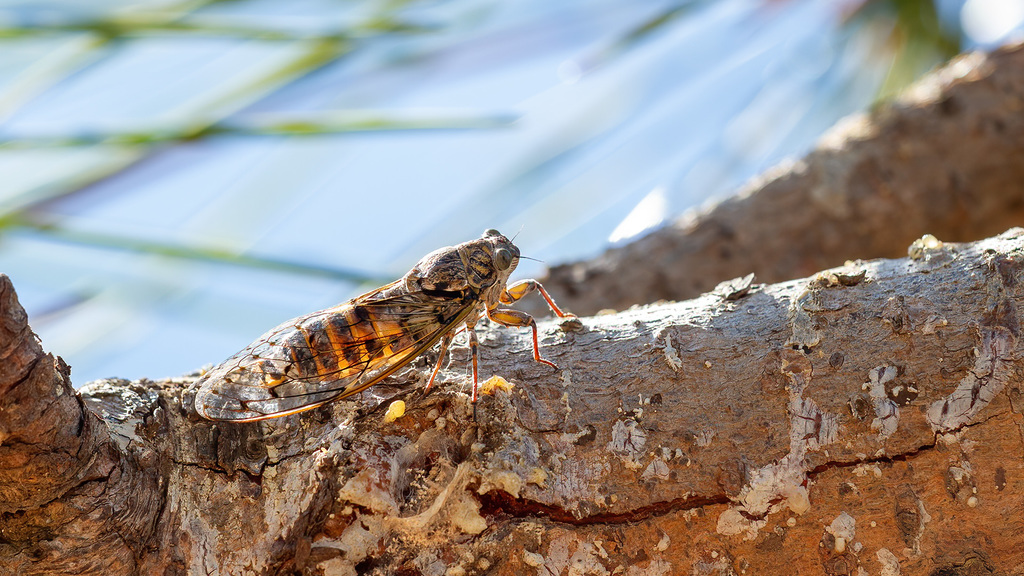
{"left": 194, "top": 288, "right": 476, "bottom": 421}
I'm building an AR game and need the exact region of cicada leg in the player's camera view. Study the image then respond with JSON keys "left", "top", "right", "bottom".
{"left": 500, "top": 279, "right": 576, "bottom": 319}
{"left": 424, "top": 331, "right": 455, "bottom": 393}
{"left": 463, "top": 319, "right": 482, "bottom": 421}
{"left": 486, "top": 307, "right": 558, "bottom": 370}
{"left": 465, "top": 319, "right": 481, "bottom": 402}
{"left": 490, "top": 279, "right": 574, "bottom": 372}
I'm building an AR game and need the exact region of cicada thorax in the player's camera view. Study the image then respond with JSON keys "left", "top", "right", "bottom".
{"left": 461, "top": 243, "right": 505, "bottom": 290}
{"left": 406, "top": 235, "right": 518, "bottom": 309}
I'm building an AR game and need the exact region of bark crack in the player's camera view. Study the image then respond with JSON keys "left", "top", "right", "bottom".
{"left": 806, "top": 440, "right": 938, "bottom": 479}
{"left": 806, "top": 407, "right": 1009, "bottom": 479}
{"left": 0, "top": 353, "right": 42, "bottom": 395}
{"left": 476, "top": 489, "right": 731, "bottom": 526}
{"left": 170, "top": 458, "right": 236, "bottom": 477}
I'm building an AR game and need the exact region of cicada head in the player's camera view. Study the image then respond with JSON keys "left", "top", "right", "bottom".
{"left": 482, "top": 228, "right": 520, "bottom": 272}
{"left": 477, "top": 228, "right": 521, "bottom": 305}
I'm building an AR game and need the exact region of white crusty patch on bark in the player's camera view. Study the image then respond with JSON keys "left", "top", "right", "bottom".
{"left": 717, "top": 351, "right": 837, "bottom": 538}
{"left": 527, "top": 531, "right": 672, "bottom": 576}
{"left": 791, "top": 396, "right": 839, "bottom": 451}
{"left": 529, "top": 531, "right": 611, "bottom": 576}
{"left": 655, "top": 327, "right": 684, "bottom": 372}
{"left": 825, "top": 511, "right": 856, "bottom": 553}
{"left": 608, "top": 419, "right": 647, "bottom": 469}
{"left": 641, "top": 457, "right": 670, "bottom": 481}
{"left": 927, "top": 327, "right": 1015, "bottom": 432}
{"left": 876, "top": 548, "right": 901, "bottom": 576}
{"left": 865, "top": 365, "right": 900, "bottom": 440}
{"left": 786, "top": 289, "right": 823, "bottom": 350}
{"left": 79, "top": 378, "right": 160, "bottom": 451}
{"left": 322, "top": 454, "right": 488, "bottom": 570}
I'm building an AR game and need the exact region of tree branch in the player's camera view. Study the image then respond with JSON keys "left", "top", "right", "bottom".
{"left": 4, "top": 227, "right": 1024, "bottom": 574}
{"left": 534, "top": 41, "right": 1024, "bottom": 317}
{"left": 0, "top": 276, "right": 160, "bottom": 574}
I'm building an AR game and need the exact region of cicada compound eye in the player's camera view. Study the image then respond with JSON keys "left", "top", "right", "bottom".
{"left": 494, "top": 248, "right": 513, "bottom": 271}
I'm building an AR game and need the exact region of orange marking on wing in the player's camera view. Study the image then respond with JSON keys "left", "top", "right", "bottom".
{"left": 324, "top": 310, "right": 354, "bottom": 373}
{"left": 299, "top": 325, "right": 331, "bottom": 377}
{"left": 372, "top": 319, "right": 405, "bottom": 357}
{"left": 346, "top": 309, "right": 379, "bottom": 365}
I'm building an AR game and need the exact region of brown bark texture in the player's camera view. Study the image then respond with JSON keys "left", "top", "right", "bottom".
{"left": 4, "top": 228, "right": 1024, "bottom": 575}
{"left": 4, "top": 43, "right": 1024, "bottom": 576}
{"left": 531, "top": 41, "right": 1024, "bottom": 318}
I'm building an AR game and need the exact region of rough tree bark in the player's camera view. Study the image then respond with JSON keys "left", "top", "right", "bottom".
{"left": 532, "top": 41, "right": 1024, "bottom": 317}
{"left": 3, "top": 44, "right": 1024, "bottom": 576}
{"left": 4, "top": 228, "right": 1024, "bottom": 575}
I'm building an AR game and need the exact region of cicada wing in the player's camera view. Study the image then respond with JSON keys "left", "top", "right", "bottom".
{"left": 194, "top": 290, "right": 476, "bottom": 421}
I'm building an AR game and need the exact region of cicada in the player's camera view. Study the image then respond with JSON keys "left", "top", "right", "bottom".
{"left": 193, "top": 229, "right": 575, "bottom": 421}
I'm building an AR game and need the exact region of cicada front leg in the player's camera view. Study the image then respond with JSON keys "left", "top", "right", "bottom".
{"left": 486, "top": 307, "right": 557, "bottom": 373}
{"left": 500, "top": 279, "right": 575, "bottom": 319}
{"left": 489, "top": 279, "right": 574, "bottom": 371}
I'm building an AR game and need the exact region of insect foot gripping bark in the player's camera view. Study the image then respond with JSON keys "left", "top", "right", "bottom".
{"left": 188, "top": 229, "right": 577, "bottom": 422}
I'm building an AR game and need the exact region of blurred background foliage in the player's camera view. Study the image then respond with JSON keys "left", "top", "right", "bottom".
{"left": 0, "top": 0, "right": 1020, "bottom": 384}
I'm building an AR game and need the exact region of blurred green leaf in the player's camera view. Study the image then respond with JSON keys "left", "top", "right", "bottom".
{"left": 848, "top": 0, "right": 963, "bottom": 98}
{"left": 0, "top": 109, "right": 517, "bottom": 148}
{"left": 3, "top": 213, "right": 390, "bottom": 285}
